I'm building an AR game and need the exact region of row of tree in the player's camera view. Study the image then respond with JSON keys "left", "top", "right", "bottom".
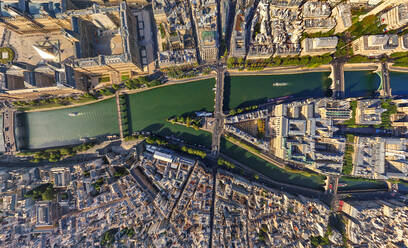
{"left": 19, "top": 142, "right": 95, "bottom": 163}
{"left": 168, "top": 115, "right": 203, "bottom": 130}
{"left": 181, "top": 146, "right": 207, "bottom": 159}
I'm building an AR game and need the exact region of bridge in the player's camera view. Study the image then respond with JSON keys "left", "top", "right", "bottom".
{"left": 211, "top": 64, "right": 226, "bottom": 158}
{"left": 2, "top": 107, "right": 17, "bottom": 154}
{"left": 330, "top": 60, "right": 345, "bottom": 99}
{"left": 325, "top": 175, "right": 341, "bottom": 211}
{"left": 375, "top": 62, "right": 392, "bottom": 98}
{"left": 115, "top": 91, "right": 124, "bottom": 140}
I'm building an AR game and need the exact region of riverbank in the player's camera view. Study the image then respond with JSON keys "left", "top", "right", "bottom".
{"left": 344, "top": 63, "right": 378, "bottom": 71}
{"left": 228, "top": 65, "right": 331, "bottom": 76}
{"left": 389, "top": 65, "right": 408, "bottom": 73}
{"left": 22, "top": 95, "right": 114, "bottom": 113}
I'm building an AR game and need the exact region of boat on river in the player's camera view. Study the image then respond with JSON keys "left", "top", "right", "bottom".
{"left": 68, "top": 112, "right": 81, "bottom": 117}
{"left": 273, "top": 82, "right": 288, "bottom": 86}
{"left": 267, "top": 95, "right": 292, "bottom": 103}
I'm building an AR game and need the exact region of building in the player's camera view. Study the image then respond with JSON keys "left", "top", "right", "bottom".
{"left": 302, "top": 1, "right": 336, "bottom": 33}
{"left": 269, "top": 99, "right": 345, "bottom": 174}
{"left": 0, "top": 1, "right": 150, "bottom": 93}
{"left": 72, "top": 2, "right": 146, "bottom": 85}
{"left": 35, "top": 201, "right": 58, "bottom": 232}
{"left": 301, "top": 37, "right": 338, "bottom": 56}
{"left": 333, "top": 3, "right": 352, "bottom": 33}
{"left": 355, "top": 99, "right": 386, "bottom": 125}
{"left": 342, "top": 201, "right": 408, "bottom": 246}
{"left": 192, "top": 0, "right": 218, "bottom": 62}
{"left": 358, "top": 0, "right": 407, "bottom": 21}
{"left": 0, "top": 0, "right": 83, "bottom": 91}
{"left": 247, "top": 0, "right": 303, "bottom": 59}
{"left": 230, "top": 9, "right": 246, "bottom": 58}
{"left": 381, "top": 3, "right": 408, "bottom": 30}
{"left": 50, "top": 168, "right": 71, "bottom": 188}
{"left": 392, "top": 99, "right": 408, "bottom": 134}
{"left": 153, "top": 0, "right": 198, "bottom": 67}
{"left": 352, "top": 34, "right": 408, "bottom": 56}
{"left": 153, "top": 150, "right": 174, "bottom": 163}
{"left": 0, "top": 0, "right": 75, "bottom": 34}
{"left": 354, "top": 137, "right": 408, "bottom": 179}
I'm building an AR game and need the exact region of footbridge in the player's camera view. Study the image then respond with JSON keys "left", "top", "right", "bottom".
{"left": 375, "top": 63, "right": 392, "bottom": 98}
{"left": 115, "top": 91, "right": 124, "bottom": 140}
{"left": 2, "top": 107, "right": 17, "bottom": 154}
{"left": 330, "top": 60, "right": 345, "bottom": 99}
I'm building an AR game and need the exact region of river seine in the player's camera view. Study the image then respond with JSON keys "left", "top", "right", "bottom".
{"left": 15, "top": 71, "right": 408, "bottom": 150}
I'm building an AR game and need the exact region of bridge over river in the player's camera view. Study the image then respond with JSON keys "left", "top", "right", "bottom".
{"left": 1, "top": 107, "right": 17, "bottom": 154}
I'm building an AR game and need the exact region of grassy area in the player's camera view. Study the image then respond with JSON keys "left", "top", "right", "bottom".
{"left": 0, "top": 47, "right": 15, "bottom": 64}
{"left": 348, "top": 55, "right": 374, "bottom": 63}
{"left": 113, "top": 166, "right": 129, "bottom": 178}
{"left": 343, "top": 101, "right": 357, "bottom": 126}
{"left": 124, "top": 76, "right": 161, "bottom": 90}
{"left": 392, "top": 56, "right": 408, "bottom": 67}
{"left": 378, "top": 99, "right": 397, "bottom": 129}
{"left": 351, "top": 7, "right": 369, "bottom": 19}
{"left": 101, "top": 228, "right": 118, "bottom": 247}
{"left": 390, "top": 51, "right": 408, "bottom": 58}
{"left": 338, "top": 176, "right": 388, "bottom": 191}
{"left": 121, "top": 74, "right": 130, "bottom": 81}
{"left": 342, "top": 134, "right": 355, "bottom": 175}
{"left": 274, "top": 55, "right": 333, "bottom": 68}
{"left": 159, "top": 23, "right": 165, "bottom": 39}
{"left": 310, "top": 235, "right": 330, "bottom": 247}
{"left": 99, "top": 76, "right": 111, "bottom": 83}
{"left": 166, "top": 68, "right": 199, "bottom": 79}
{"left": 24, "top": 183, "right": 56, "bottom": 201}
{"left": 92, "top": 178, "right": 105, "bottom": 193}
{"left": 348, "top": 15, "right": 386, "bottom": 38}
{"left": 121, "top": 227, "right": 135, "bottom": 238}
{"left": 301, "top": 28, "right": 335, "bottom": 40}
